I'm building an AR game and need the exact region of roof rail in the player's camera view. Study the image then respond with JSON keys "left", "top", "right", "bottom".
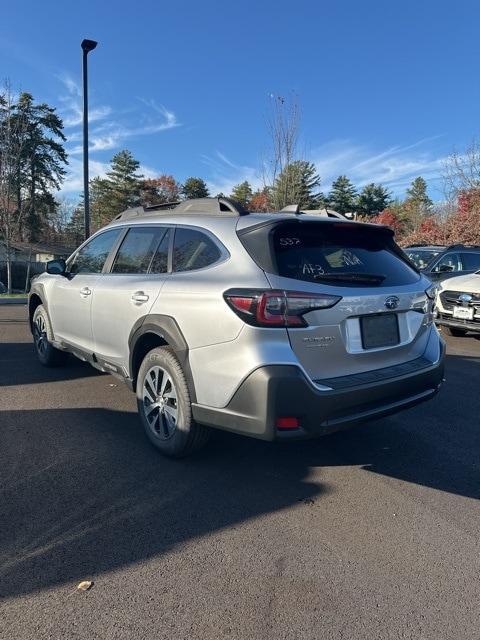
{"left": 280, "top": 204, "right": 346, "bottom": 219}
{"left": 281, "top": 204, "right": 302, "bottom": 214}
{"left": 112, "top": 197, "right": 249, "bottom": 223}
{"left": 145, "top": 201, "right": 181, "bottom": 210}
{"left": 446, "top": 243, "right": 480, "bottom": 250}
{"left": 174, "top": 197, "right": 249, "bottom": 215}
{"left": 405, "top": 243, "right": 446, "bottom": 248}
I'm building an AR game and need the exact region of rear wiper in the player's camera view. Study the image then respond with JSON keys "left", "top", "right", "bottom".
{"left": 313, "top": 272, "right": 386, "bottom": 284}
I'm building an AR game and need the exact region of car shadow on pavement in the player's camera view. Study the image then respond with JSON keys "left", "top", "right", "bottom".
{"left": 0, "top": 353, "right": 478, "bottom": 599}
{"left": 1, "top": 343, "right": 103, "bottom": 386}
{"left": 0, "top": 407, "right": 326, "bottom": 599}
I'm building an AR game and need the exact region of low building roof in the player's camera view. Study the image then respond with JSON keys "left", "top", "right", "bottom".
{"left": 1, "top": 240, "right": 73, "bottom": 256}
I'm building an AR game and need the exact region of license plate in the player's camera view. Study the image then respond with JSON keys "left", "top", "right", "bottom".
{"left": 360, "top": 313, "right": 400, "bottom": 349}
{"left": 453, "top": 306, "right": 474, "bottom": 320}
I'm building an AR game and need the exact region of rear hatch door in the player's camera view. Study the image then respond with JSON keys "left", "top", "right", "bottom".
{"left": 240, "top": 218, "right": 430, "bottom": 381}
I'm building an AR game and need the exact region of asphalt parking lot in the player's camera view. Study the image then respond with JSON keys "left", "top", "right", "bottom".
{"left": 1, "top": 305, "right": 479, "bottom": 640}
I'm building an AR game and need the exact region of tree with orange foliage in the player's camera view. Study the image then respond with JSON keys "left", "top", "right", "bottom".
{"left": 141, "top": 175, "right": 181, "bottom": 206}
{"left": 370, "top": 209, "right": 403, "bottom": 235}
{"left": 249, "top": 188, "right": 271, "bottom": 212}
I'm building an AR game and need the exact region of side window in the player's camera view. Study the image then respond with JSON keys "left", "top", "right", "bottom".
{"left": 172, "top": 228, "right": 222, "bottom": 272}
{"left": 69, "top": 229, "right": 120, "bottom": 274}
{"left": 112, "top": 227, "right": 164, "bottom": 274}
{"left": 461, "top": 252, "right": 480, "bottom": 271}
{"left": 432, "top": 253, "right": 461, "bottom": 273}
{"left": 150, "top": 229, "right": 170, "bottom": 274}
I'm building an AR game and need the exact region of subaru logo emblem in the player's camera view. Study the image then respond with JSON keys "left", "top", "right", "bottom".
{"left": 458, "top": 293, "right": 472, "bottom": 306}
{"left": 385, "top": 296, "right": 400, "bottom": 310}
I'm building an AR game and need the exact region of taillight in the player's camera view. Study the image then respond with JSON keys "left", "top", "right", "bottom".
{"left": 223, "top": 289, "right": 341, "bottom": 327}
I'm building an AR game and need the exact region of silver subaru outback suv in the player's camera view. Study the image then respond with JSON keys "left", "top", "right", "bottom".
{"left": 29, "top": 197, "right": 445, "bottom": 457}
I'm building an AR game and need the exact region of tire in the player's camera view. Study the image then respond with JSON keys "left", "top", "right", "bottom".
{"left": 443, "top": 326, "right": 467, "bottom": 337}
{"left": 32, "top": 305, "right": 66, "bottom": 367}
{"left": 136, "top": 347, "right": 210, "bottom": 457}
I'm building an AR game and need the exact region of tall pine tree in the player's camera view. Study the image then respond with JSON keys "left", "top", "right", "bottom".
{"left": 271, "top": 160, "right": 322, "bottom": 210}
{"left": 328, "top": 175, "right": 357, "bottom": 214}
{"left": 90, "top": 150, "right": 143, "bottom": 228}
{"left": 230, "top": 181, "right": 253, "bottom": 208}
{"left": 182, "top": 177, "right": 209, "bottom": 200}
{"left": 356, "top": 183, "right": 391, "bottom": 217}
{"left": 12, "top": 92, "right": 67, "bottom": 241}
{"left": 406, "top": 176, "right": 432, "bottom": 210}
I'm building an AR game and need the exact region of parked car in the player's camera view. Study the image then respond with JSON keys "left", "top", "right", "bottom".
{"left": 435, "top": 271, "right": 480, "bottom": 336}
{"left": 29, "top": 197, "right": 445, "bottom": 457}
{"left": 404, "top": 245, "right": 445, "bottom": 269}
{"left": 404, "top": 244, "right": 480, "bottom": 283}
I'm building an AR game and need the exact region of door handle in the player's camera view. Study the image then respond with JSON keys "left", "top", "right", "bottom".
{"left": 131, "top": 291, "right": 149, "bottom": 304}
{"left": 80, "top": 287, "right": 92, "bottom": 297}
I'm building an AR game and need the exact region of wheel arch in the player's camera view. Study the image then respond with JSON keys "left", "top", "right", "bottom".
{"left": 28, "top": 293, "right": 44, "bottom": 333}
{"left": 129, "top": 315, "right": 197, "bottom": 402}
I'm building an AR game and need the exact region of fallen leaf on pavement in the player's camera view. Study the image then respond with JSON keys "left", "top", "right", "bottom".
{"left": 77, "top": 581, "right": 94, "bottom": 591}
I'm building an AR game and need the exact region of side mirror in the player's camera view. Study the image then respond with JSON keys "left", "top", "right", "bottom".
{"left": 438, "top": 264, "right": 454, "bottom": 273}
{"left": 46, "top": 259, "right": 67, "bottom": 276}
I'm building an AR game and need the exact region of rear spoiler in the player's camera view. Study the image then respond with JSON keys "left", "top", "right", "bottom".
{"left": 237, "top": 217, "right": 416, "bottom": 275}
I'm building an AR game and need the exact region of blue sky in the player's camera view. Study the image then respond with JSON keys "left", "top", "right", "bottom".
{"left": 2, "top": 0, "right": 479, "bottom": 201}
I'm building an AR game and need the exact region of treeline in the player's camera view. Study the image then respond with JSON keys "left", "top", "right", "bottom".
{"left": 2, "top": 84, "right": 480, "bottom": 254}
{"left": 70, "top": 152, "right": 399, "bottom": 242}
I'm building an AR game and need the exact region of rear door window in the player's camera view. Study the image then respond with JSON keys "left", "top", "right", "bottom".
{"left": 172, "top": 228, "right": 222, "bottom": 272}
{"left": 112, "top": 226, "right": 165, "bottom": 274}
{"left": 461, "top": 252, "right": 480, "bottom": 271}
{"left": 272, "top": 222, "right": 419, "bottom": 286}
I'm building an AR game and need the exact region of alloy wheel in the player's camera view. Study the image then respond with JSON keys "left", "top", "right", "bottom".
{"left": 142, "top": 366, "right": 178, "bottom": 440}
{"left": 34, "top": 314, "right": 48, "bottom": 357}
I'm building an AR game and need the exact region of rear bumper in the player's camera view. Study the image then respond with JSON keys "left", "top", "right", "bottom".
{"left": 192, "top": 345, "right": 445, "bottom": 441}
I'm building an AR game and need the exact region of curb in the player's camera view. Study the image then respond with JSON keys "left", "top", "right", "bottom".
{"left": 0, "top": 298, "right": 28, "bottom": 305}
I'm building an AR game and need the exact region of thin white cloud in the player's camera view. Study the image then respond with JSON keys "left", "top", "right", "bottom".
{"left": 67, "top": 116, "right": 180, "bottom": 156}
{"left": 60, "top": 78, "right": 181, "bottom": 159}
{"left": 61, "top": 157, "right": 111, "bottom": 193}
{"left": 201, "top": 151, "right": 262, "bottom": 196}
{"left": 57, "top": 74, "right": 112, "bottom": 128}
{"left": 311, "top": 139, "right": 446, "bottom": 196}
{"left": 200, "top": 139, "right": 446, "bottom": 201}
{"left": 137, "top": 98, "right": 178, "bottom": 129}
{"left": 63, "top": 106, "right": 112, "bottom": 128}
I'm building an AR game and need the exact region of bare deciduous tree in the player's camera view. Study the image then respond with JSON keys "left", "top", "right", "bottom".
{"left": 262, "top": 93, "right": 301, "bottom": 209}
{"left": 442, "top": 138, "right": 480, "bottom": 202}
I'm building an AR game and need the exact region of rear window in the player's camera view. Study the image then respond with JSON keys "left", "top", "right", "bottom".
{"left": 272, "top": 222, "right": 419, "bottom": 287}
{"left": 173, "top": 228, "right": 222, "bottom": 272}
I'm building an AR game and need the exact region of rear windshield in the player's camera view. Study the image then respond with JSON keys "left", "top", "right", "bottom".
{"left": 271, "top": 222, "right": 419, "bottom": 287}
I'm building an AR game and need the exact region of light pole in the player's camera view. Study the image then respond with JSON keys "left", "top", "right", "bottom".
{"left": 81, "top": 38, "right": 98, "bottom": 240}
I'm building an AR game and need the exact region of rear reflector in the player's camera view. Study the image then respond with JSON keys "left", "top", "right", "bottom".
{"left": 276, "top": 417, "right": 300, "bottom": 430}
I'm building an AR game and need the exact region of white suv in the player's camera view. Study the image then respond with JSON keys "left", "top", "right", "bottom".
{"left": 29, "top": 198, "right": 445, "bottom": 457}
{"left": 435, "top": 271, "right": 480, "bottom": 336}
